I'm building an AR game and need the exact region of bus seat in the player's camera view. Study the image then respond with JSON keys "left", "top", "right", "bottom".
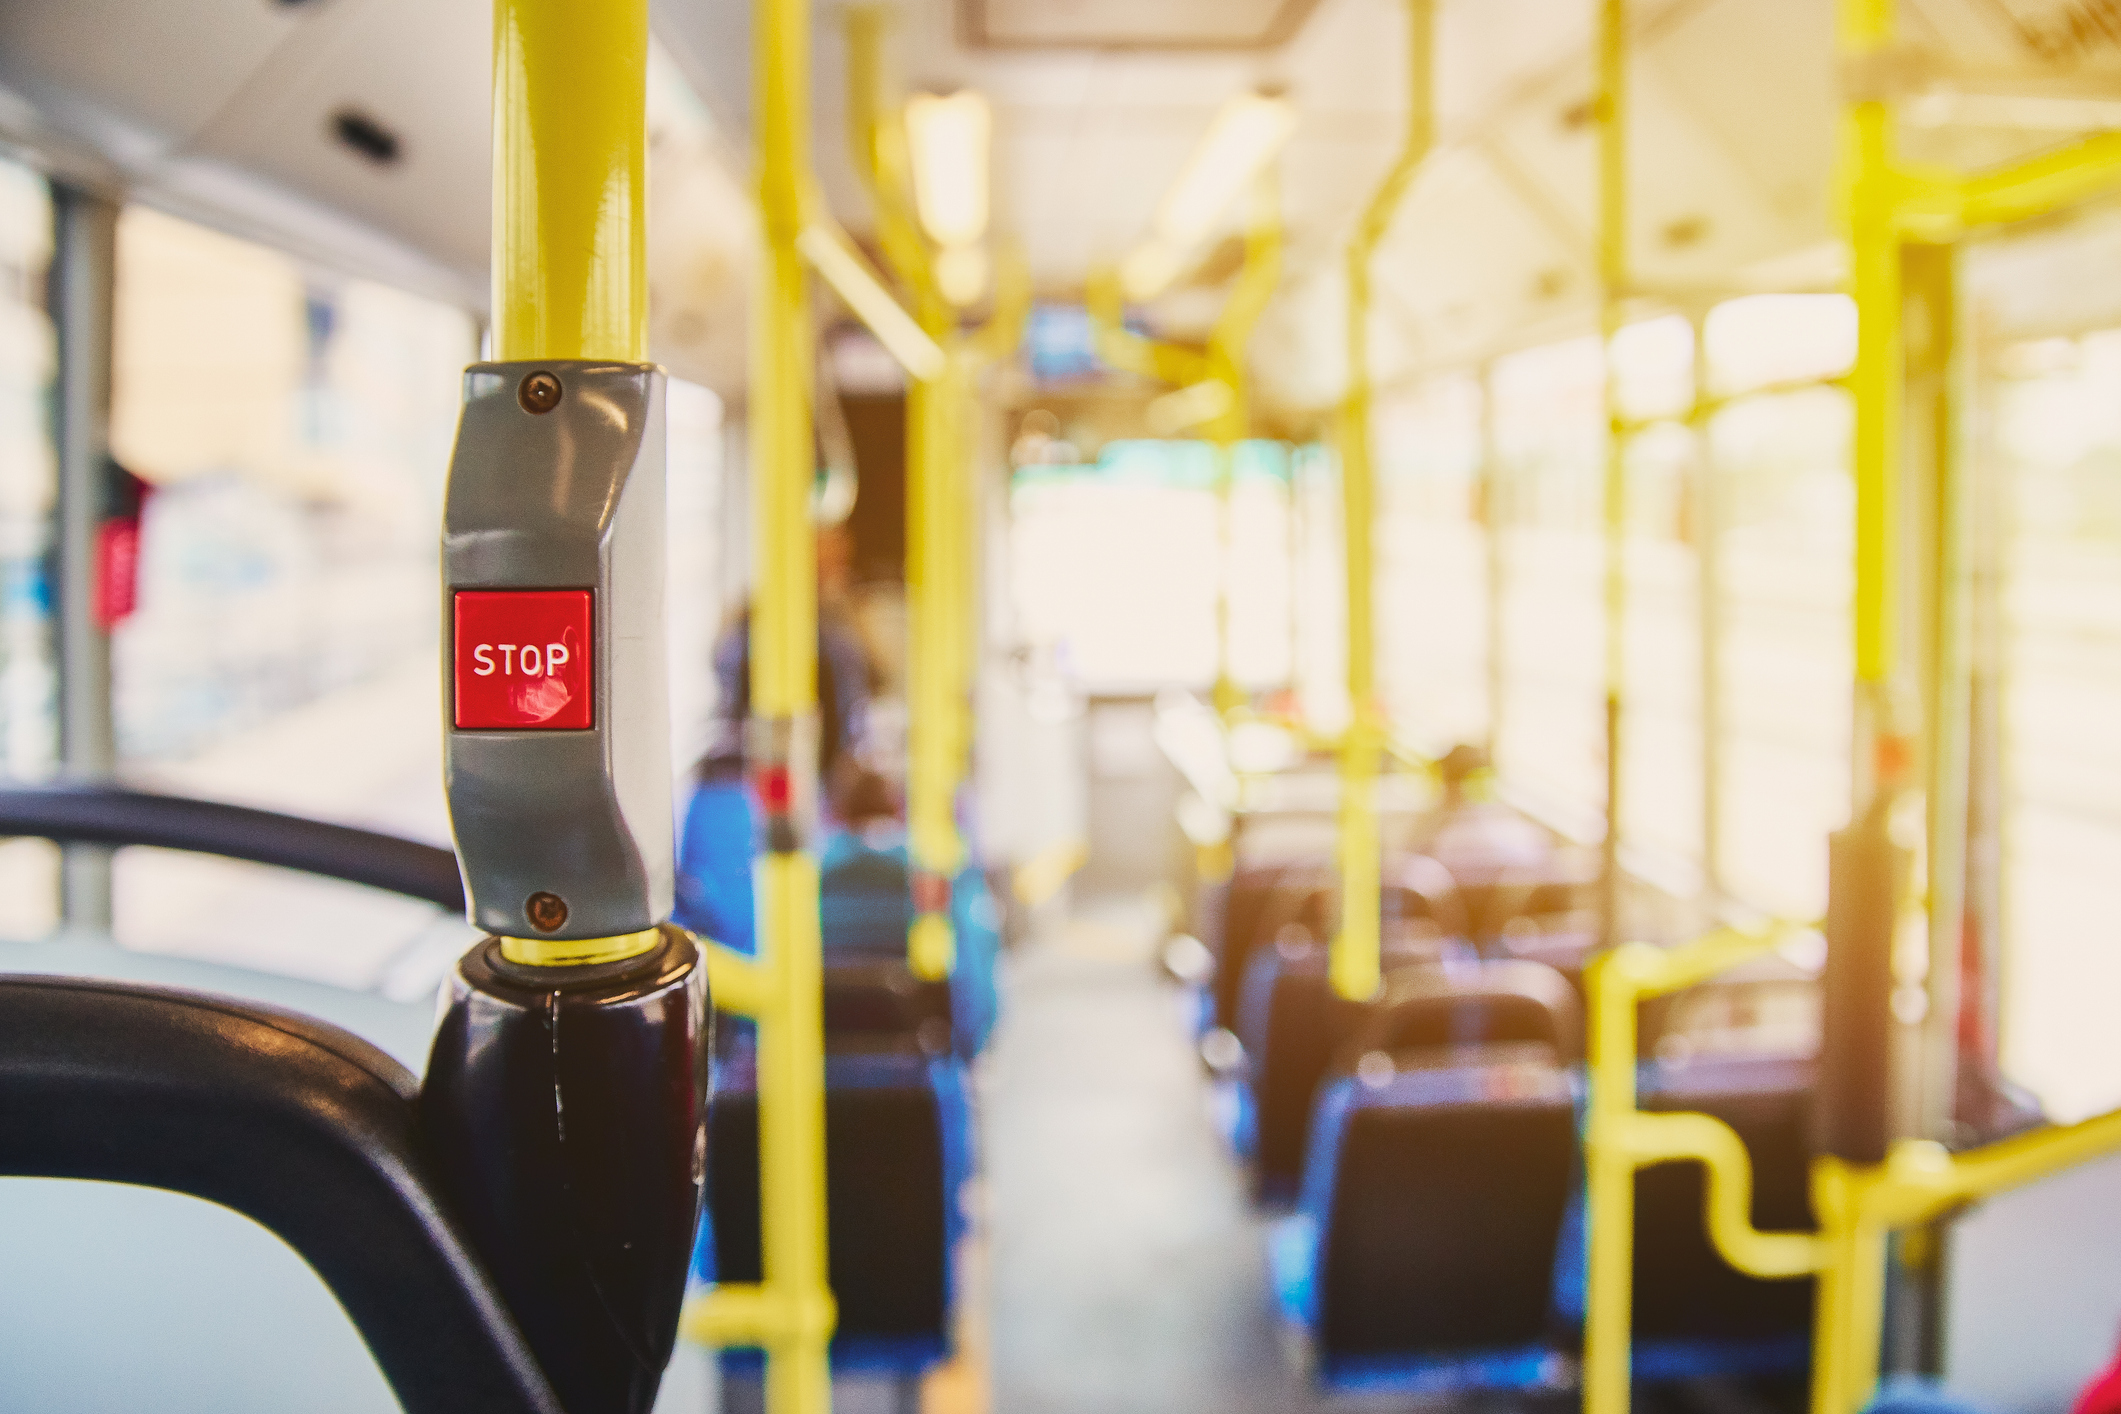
{"left": 1211, "top": 855, "right": 1463, "bottom": 1036}
{"left": 1642, "top": 957, "right": 1821, "bottom": 1063}
{"left": 1270, "top": 1044, "right": 1577, "bottom": 1394}
{"left": 1495, "top": 926, "right": 1599, "bottom": 999}
{"left": 752, "top": 827, "right": 1001, "bottom": 1059}
{"left": 1348, "top": 958, "right": 1583, "bottom": 1061}
{"left": 697, "top": 1036, "right": 973, "bottom": 1376}
{"left": 1626, "top": 1052, "right": 1816, "bottom": 1379}
{"left": 820, "top": 959, "right": 953, "bottom": 1049}
{"left": 1231, "top": 933, "right": 1377, "bottom": 1199}
{"left": 1206, "top": 858, "right": 1321, "bottom": 1032}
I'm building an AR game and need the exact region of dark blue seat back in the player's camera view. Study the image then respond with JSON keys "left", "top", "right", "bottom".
{"left": 1296, "top": 1051, "right": 1577, "bottom": 1391}
{"left": 1629, "top": 1052, "right": 1816, "bottom": 1375}
{"left": 699, "top": 1039, "right": 971, "bottom": 1376}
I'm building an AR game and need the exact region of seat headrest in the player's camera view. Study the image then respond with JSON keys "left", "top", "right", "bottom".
{"left": 1341, "top": 959, "right": 1583, "bottom": 1062}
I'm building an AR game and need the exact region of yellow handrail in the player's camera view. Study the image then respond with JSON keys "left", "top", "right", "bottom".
{"left": 1330, "top": 0, "right": 1432, "bottom": 1004}
{"left": 1582, "top": 924, "right": 1831, "bottom": 1414}
{"left": 1582, "top": 923, "right": 2121, "bottom": 1414}
{"left": 1085, "top": 267, "right": 1209, "bottom": 388}
{"left": 676, "top": 0, "right": 836, "bottom": 1405}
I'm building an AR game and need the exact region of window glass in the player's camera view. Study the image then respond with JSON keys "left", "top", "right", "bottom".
{"left": 1707, "top": 387, "right": 1853, "bottom": 918}
{"left": 1010, "top": 440, "right": 1295, "bottom": 697}
{"left": 1374, "top": 373, "right": 1487, "bottom": 754}
{"left": 1492, "top": 336, "right": 1604, "bottom": 821}
{"left": 0, "top": 162, "right": 57, "bottom": 938}
{"left": 1993, "top": 327, "right": 2121, "bottom": 1120}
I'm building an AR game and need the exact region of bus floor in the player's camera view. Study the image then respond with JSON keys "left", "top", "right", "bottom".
{"left": 985, "top": 886, "right": 1316, "bottom": 1414}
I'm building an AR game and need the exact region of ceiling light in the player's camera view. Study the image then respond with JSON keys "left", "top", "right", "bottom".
{"left": 1151, "top": 90, "right": 1293, "bottom": 253}
{"left": 936, "top": 244, "right": 989, "bottom": 306}
{"left": 1119, "top": 241, "right": 1183, "bottom": 302}
{"left": 906, "top": 90, "right": 992, "bottom": 248}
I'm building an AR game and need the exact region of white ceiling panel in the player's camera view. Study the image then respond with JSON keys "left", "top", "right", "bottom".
{"left": 189, "top": 0, "right": 493, "bottom": 279}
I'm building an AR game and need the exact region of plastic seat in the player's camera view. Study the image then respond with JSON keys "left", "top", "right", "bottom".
{"left": 1268, "top": 962, "right": 1584, "bottom": 1394}
{"left": 698, "top": 1034, "right": 972, "bottom": 1377}
{"left": 1208, "top": 854, "right": 1462, "bottom": 1037}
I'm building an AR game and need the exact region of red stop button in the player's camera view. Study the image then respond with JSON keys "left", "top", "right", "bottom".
{"left": 453, "top": 590, "right": 594, "bottom": 730}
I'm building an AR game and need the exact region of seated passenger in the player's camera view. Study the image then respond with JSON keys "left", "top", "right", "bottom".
{"left": 1415, "top": 743, "right": 1555, "bottom": 884}
{"left": 819, "top": 767, "right": 1001, "bottom": 1058}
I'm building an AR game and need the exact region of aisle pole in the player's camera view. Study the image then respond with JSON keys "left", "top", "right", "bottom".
{"left": 1331, "top": 0, "right": 1433, "bottom": 1002}
{"left": 674, "top": 0, "right": 837, "bottom": 1404}
{"left": 1596, "top": 0, "right": 1629, "bottom": 950}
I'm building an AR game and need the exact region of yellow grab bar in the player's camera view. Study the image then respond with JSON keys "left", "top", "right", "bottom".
{"left": 1332, "top": 0, "right": 1432, "bottom": 1003}
{"left": 676, "top": 0, "right": 836, "bottom": 1408}
{"left": 797, "top": 221, "right": 947, "bottom": 380}
{"left": 1583, "top": 925, "right": 1824, "bottom": 1414}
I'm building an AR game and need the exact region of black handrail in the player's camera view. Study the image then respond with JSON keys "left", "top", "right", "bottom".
{"left": 0, "top": 783, "right": 465, "bottom": 912}
{"left": 0, "top": 975, "right": 560, "bottom": 1414}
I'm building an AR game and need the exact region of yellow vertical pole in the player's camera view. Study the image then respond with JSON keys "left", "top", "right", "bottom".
{"left": 1582, "top": 945, "right": 1645, "bottom": 1414}
{"left": 1844, "top": 0, "right": 1902, "bottom": 806}
{"left": 754, "top": 0, "right": 835, "bottom": 1402}
{"left": 910, "top": 344, "right": 968, "bottom": 979}
{"left": 1812, "top": 1161, "right": 1893, "bottom": 1414}
{"left": 1332, "top": 0, "right": 1433, "bottom": 1003}
{"left": 1597, "top": 0, "right": 1629, "bottom": 949}
{"left": 1815, "top": 5, "right": 1899, "bottom": 1412}
{"left": 842, "top": 7, "right": 963, "bottom": 980}
{"left": 490, "top": 0, "right": 649, "bottom": 363}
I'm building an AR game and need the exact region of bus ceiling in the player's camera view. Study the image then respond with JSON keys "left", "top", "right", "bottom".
{"left": 5, "top": 0, "right": 2120, "bottom": 410}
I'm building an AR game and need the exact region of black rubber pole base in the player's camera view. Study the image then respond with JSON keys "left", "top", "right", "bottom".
{"left": 422, "top": 924, "right": 710, "bottom": 1414}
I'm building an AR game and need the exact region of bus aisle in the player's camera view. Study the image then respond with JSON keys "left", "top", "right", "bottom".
{"left": 987, "top": 888, "right": 1313, "bottom": 1414}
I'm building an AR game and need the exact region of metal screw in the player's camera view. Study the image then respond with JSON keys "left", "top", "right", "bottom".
{"left": 518, "top": 371, "right": 562, "bottom": 414}
{"left": 525, "top": 891, "right": 569, "bottom": 933}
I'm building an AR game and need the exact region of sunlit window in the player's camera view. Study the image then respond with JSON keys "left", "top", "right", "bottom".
{"left": 1993, "top": 326, "right": 2121, "bottom": 1120}
{"left": 1010, "top": 440, "right": 1296, "bottom": 696}
{"left": 1492, "top": 336, "right": 1605, "bottom": 822}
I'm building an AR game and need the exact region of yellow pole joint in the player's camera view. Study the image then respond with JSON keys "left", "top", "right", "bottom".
{"left": 702, "top": 938, "right": 775, "bottom": 1018}
{"left": 491, "top": 0, "right": 649, "bottom": 362}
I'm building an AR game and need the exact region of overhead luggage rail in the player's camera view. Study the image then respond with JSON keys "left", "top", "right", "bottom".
{"left": 0, "top": 783, "right": 464, "bottom": 910}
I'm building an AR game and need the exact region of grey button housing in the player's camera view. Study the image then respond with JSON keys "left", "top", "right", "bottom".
{"left": 442, "top": 360, "right": 672, "bottom": 939}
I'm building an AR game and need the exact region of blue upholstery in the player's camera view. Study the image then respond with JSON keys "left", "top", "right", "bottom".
{"left": 815, "top": 831, "right": 1001, "bottom": 1059}
{"left": 1863, "top": 1377, "right": 1999, "bottom": 1414}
